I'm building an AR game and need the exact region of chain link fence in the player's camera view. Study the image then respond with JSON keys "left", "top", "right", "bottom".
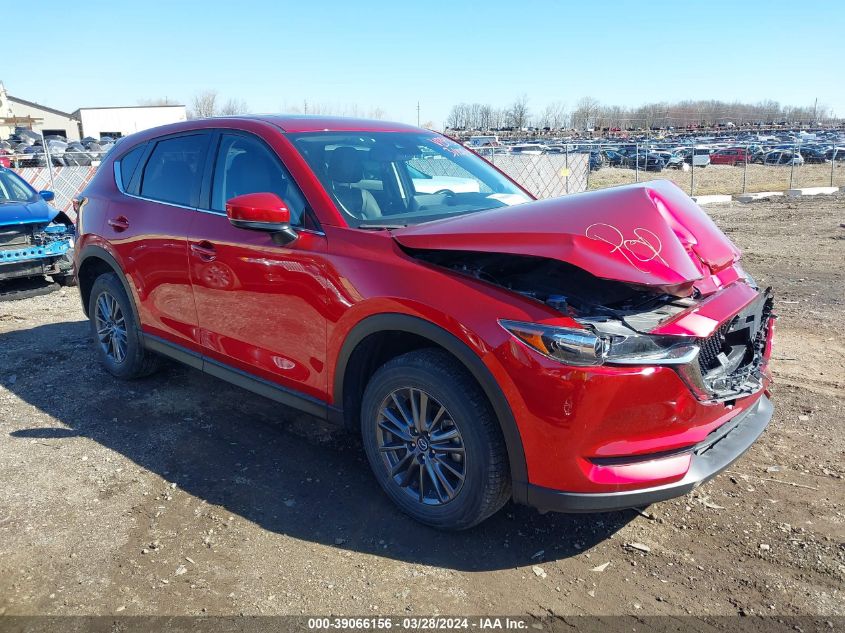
{"left": 575, "top": 140, "right": 845, "bottom": 196}
{"left": 406, "top": 153, "right": 586, "bottom": 199}
{"left": 3, "top": 134, "right": 843, "bottom": 212}
{"left": 487, "top": 152, "right": 589, "bottom": 197}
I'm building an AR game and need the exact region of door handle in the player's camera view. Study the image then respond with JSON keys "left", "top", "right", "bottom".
{"left": 190, "top": 241, "right": 217, "bottom": 261}
{"left": 107, "top": 216, "right": 129, "bottom": 231}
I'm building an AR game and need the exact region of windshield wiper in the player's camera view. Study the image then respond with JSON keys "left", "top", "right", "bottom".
{"left": 358, "top": 223, "right": 407, "bottom": 230}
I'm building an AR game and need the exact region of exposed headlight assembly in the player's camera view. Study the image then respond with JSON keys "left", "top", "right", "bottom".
{"left": 500, "top": 319, "right": 698, "bottom": 367}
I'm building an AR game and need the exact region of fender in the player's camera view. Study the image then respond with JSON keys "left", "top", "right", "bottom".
{"left": 334, "top": 313, "right": 529, "bottom": 501}
{"left": 76, "top": 245, "right": 139, "bottom": 327}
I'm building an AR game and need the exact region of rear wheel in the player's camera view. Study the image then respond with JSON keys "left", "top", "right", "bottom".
{"left": 88, "top": 273, "right": 159, "bottom": 379}
{"left": 361, "top": 349, "right": 510, "bottom": 530}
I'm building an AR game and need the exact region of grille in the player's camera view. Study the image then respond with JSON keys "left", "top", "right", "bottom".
{"left": 0, "top": 227, "right": 31, "bottom": 250}
{"left": 697, "top": 321, "right": 732, "bottom": 373}
{"left": 695, "top": 291, "right": 774, "bottom": 397}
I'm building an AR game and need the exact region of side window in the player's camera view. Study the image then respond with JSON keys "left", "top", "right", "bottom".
{"left": 116, "top": 144, "right": 145, "bottom": 192}
{"left": 140, "top": 134, "right": 209, "bottom": 207}
{"left": 210, "top": 133, "right": 307, "bottom": 226}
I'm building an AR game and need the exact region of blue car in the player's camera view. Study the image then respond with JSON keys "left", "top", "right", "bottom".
{"left": 0, "top": 167, "right": 75, "bottom": 287}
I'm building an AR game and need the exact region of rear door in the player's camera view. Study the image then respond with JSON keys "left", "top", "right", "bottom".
{"left": 188, "top": 130, "right": 329, "bottom": 401}
{"left": 105, "top": 132, "right": 210, "bottom": 352}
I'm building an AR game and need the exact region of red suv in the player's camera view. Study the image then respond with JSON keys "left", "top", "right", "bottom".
{"left": 74, "top": 116, "right": 774, "bottom": 529}
{"left": 710, "top": 147, "right": 752, "bottom": 166}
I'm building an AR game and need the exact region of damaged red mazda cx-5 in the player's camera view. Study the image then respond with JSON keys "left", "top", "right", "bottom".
{"left": 74, "top": 116, "right": 774, "bottom": 529}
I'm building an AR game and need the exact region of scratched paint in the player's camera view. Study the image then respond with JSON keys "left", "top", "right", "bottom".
{"left": 585, "top": 223, "right": 669, "bottom": 274}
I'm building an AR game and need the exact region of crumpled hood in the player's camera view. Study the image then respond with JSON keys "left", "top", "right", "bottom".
{"left": 0, "top": 199, "right": 59, "bottom": 227}
{"left": 393, "top": 180, "right": 740, "bottom": 296}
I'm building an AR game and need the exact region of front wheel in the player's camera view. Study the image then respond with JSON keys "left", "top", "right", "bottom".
{"left": 361, "top": 349, "right": 510, "bottom": 530}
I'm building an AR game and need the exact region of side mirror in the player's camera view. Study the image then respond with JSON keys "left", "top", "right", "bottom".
{"left": 225, "top": 192, "right": 297, "bottom": 245}
{"left": 39, "top": 190, "right": 55, "bottom": 202}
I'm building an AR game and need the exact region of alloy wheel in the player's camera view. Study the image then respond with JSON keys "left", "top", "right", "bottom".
{"left": 94, "top": 291, "right": 128, "bottom": 364}
{"left": 376, "top": 387, "right": 466, "bottom": 506}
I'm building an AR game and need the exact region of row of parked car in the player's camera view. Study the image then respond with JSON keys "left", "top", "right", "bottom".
{"left": 0, "top": 131, "right": 116, "bottom": 168}
{"left": 475, "top": 142, "right": 845, "bottom": 173}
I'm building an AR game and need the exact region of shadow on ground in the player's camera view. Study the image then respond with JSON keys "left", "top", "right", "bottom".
{"left": 2, "top": 320, "right": 633, "bottom": 571}
{"left": 0, "top": 276, "right": 60, "bottom": 301}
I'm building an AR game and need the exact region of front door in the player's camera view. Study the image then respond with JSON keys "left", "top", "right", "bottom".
{"left": 188, "top": 131, "right": 329, "bottom": 401}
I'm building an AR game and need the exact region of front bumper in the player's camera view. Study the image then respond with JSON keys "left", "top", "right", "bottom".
{"left": 524, "top": 394, "right": 772, "bottom": 513}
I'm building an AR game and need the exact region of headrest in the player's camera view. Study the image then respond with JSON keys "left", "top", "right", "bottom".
{"left": 328, "top": 146, "right": 364, "bottom": 184}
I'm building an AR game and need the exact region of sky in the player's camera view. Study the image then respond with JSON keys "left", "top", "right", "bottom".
{"left": 3, "top": 0, "right": 843, "bottom": 128}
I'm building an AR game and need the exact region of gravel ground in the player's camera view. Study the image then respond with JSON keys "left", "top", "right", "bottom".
{"left": 0, "top": 193, "right": 842, "bottom": 619}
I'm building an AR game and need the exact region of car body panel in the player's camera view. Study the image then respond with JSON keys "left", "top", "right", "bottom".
{"left": 392, "top": 180, "right": 740, "bottom": 296}
{"left": 100, "top": 195, "right": 200, "bottom": 348}
{"left": 0, "top": 197, "right": 62, "bottom": 227}
{"left": 187, "top": 211, "right": 330, "bottom": 400}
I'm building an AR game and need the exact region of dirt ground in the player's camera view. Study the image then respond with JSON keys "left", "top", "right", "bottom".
{"left": 0, "top": 193, "right": 843, "bottom": 619}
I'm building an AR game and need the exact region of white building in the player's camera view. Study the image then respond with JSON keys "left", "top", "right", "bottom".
{"left": 0, "top": 82, "right": 80, "bottom": 141}
{"left": 0, "top": 81, "right": 186, "bottom": 142}
{"left": 72, "top": 105, "right": 187, "bottom": 140}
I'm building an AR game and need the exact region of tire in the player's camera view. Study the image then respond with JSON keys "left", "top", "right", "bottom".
{"left": 361, "top": 349, "right": 510, "bottom": 530}
{"left": 88, "top": 272, "right": 159, "bottom": 379}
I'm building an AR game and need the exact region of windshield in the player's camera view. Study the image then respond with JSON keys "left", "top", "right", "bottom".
{"left": 287, "top": 131, "right": 531, "bottom": 227}
{"left": 0, "top": 170, "right": 37, "bottom": 203}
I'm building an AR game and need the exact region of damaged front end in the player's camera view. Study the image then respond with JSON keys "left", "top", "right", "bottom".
{"left": 410, "top": 248, "right": 773, "bottom": 402}
{"left": 0, "top": 221, "right": 75, "bottom": 282}
{"left": 396, "top": 181, "right": 774, "bottom": 403}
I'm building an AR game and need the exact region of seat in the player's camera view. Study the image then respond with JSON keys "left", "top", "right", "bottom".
{"left": 226, "top": 153, "right": 287, "bottom": 200}
{"left": 327, "top": 147, "right": 382, "bottom": 220}
{"left": 222, "top": 152, "right": 304, "bottom": 224}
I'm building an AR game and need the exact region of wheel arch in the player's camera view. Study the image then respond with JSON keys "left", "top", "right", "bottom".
{"left": 333, "top": 313, "right": 529, "bottom": 499}
{"left": 76, "top": 245, "right": 139, "bottom": 327}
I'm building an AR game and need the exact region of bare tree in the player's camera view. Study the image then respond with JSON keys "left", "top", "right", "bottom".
{"left": 572, "top": 97, "right": 601, "bottom": 130}
{"left": 507, "top": 94, "right": 530, "bottom": 130}
{"left": 189, "top": 90, "right": 218, "bottom": 119}
{"left": 539, "top": 101, "right": 567, "bottom": 130}
{"left": 137, "top": 97, "right": 172, "bottom": 106}
{"left": 478, "top": 104, "right": 492, "bottom": 131}
{"left": 366, "top": 107, "right": 386, "bottom": 120}
{"left": 220, "top": 98, "right": 249, "bottom": 115}
{"left": 490, "top": 107, "right": 507, "bottom": 130}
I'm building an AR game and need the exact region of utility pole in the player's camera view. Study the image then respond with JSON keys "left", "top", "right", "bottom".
{"left": 304, "top": 99, "right": 308, "bottom": 115}
{"left": 417, "top": 101, "right": 420, "bottom": 127}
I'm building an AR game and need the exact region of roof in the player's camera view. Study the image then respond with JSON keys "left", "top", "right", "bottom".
{"left": 113, "top": 115, "right": 428, "bottom": 148}
{"left": 254, "top": 115, "right": 421, "bottom": 133}
{"left": 7, "top": 95, "right": 74, "bottom": 119}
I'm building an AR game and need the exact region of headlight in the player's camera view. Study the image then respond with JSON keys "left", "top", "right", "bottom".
{"left": 500, "top": 320, "right": 606, "bottom": 366}
{"left": 500, "top": 320, "right": 698, "bottom": 367}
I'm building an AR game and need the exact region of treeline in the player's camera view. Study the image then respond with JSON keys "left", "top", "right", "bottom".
{"left": 446, "top": 96, "right": 838, "bottom": 131}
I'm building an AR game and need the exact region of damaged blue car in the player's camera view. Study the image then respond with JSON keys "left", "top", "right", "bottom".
{"left": 0, "top": 167, "right": 75, "bottom": 288}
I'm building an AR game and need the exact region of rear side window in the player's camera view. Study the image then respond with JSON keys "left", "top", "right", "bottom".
{"left": 140, "top": 134, "right": 209, "bottom": 207}
{"left": 116, "top": 144, "right": 145, "bottom": 191}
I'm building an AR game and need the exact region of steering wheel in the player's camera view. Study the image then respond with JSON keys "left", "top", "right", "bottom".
{"left": 433, "top": 189, "right": 455, "bottom": 197}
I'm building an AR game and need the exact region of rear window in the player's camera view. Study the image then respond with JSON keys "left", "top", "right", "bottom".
{"left": 140, "top": 134, "right": 209, "bottom": 207}
{"left": 116, "top": 144, "right": 145, "bottom": 191}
